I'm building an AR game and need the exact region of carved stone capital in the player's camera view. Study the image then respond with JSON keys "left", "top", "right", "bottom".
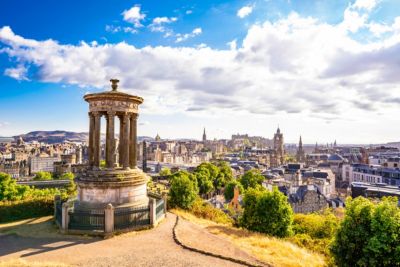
{"left": 92, "top": 111, "right": 101, "bottom": 118}
{"left": 130, "top": 113, "right": 138, "bottom": 120}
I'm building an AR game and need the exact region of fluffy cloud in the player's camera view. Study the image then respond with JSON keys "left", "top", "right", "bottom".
{"left": 122, "top": 5, "right": 146, "bottom": 27}
{"left": 4, "top": 64, "right": 28, "bottom": 80}
{"left": 175, "top": 27, "right": 202, "bottom": 43}
{"left": 237, "top": 5, "right": 253, "bottom": 19}
{"left": 149, "top": 16, "right": 177, "bottom": 33}
{"left": 1, "top": 6, "right": 400, "bottom": 121}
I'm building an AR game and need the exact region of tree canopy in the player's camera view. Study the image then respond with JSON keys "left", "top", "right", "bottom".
{"left": 33, "top": 171, "right": 52, "bottom": 181}
{"left": 224, "top": 180, "right": 244, "bottom": 201}
{"left": 239, "top": 169, "right": 264, "bottom": 190}
{"left": 0, "top": 172, "right": 30, "bottom": 201}
{"left": 331, "top": 196, "right": 400, "bottom": 267}
{"left": 168, "top": 171, "right": 198, "bottom": 209}
{"left": 240, "top": 187, "right": 293, "bottom": 237}
{"left": 159, "top": 167, "right": 172, "bottom": 176}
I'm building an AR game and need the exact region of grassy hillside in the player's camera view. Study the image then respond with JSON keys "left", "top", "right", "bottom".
{"left": 173, "top": 209, "right": 326, "bottom": 267}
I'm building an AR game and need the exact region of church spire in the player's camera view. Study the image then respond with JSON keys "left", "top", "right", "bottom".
{"left": 202, "top": 127, "right": 207, "bottom": 142}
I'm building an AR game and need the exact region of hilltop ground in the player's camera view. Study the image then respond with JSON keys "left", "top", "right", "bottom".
{"left": 0, "top": 213, "right": 324, "bottom": 267}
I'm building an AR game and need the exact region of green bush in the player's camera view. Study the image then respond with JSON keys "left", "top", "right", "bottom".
{"left": 224, "top": 180, "right": 244, "bottom": 201}
{"left": 239, "top": 169, "right": 264, "bottom": 190}
{"left": 190, "top": 198, "right": 233, "bottom": 225}
{"left": 331, "top": 196, "right": 400, "bottom": 267}
{"left": 0, "top": 196, "right": 55, "bottom": 223}
{"left": 169, "top": 171, "right": 198, "bottom": 209}
{"left": 159, "top": 167, "right": 172, "bottom": 176}
{"left": 0, "top": 172, "right": 31, "bottom": 201}
{"left": 293, "top": 210, "right": 339, "bottom": 239}
{"left": 33, "top": 171, "right": 53, "bottom": 181}
{"left": 240, "top": 187, "right": 293, "bottom": 237}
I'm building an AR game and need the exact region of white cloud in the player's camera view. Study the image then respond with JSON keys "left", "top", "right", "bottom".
{"left": 105, "top": 25, "right": 121, "bottom": 33}
{"left": 227, "top": 39, "right": 237, "bottom": 50}
{"left": 186, "top": 10, "right": 193, "bottom": 15}
{"left": 149, "top": 16, "right": 177, "bottom": 33}
{"left": 175, "top": 27, "right": 202, "bottom": 43}
{"left": 237, "top": 5, "right": 253, "bottom": 19}
{"left": 122, "top": 5, "right": 146, "bottom": 28}
{"left": 1, "top": 5, "right": 400, "bottom": 125}
{"left": 4, "top": 64, "right": 29, "bottom": 80}
{"left": 353, "top": 0, "right": 380, "bottom": 11}
{"left": 0, "top": 121, "right": 10, "bottom": 128}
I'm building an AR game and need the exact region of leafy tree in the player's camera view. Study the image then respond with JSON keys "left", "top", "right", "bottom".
{"left": 224, "top": 180, "right": 244, "bottom": 201}
{"left": 330, "top": 197, "right": 374, "bottom": 267}
{"left": 33, "top": 171, "right": 52, "bottom": 181}
{"left": 60, "top": 172, "right": 74, "bottom": 180}
{"left": 0, "top": 172, "right": 31, "bottom": 201}
{"left": 61, "top": 172, "right": 76, "bottom": 196}
{"left": 194, "top": 164, "right": 214, "bottom": 195}
{"left": 239, "top": 169, "right": 264, "bottom": 190}
{"left": 240, "top": 187, "right": 293, "bottom": 237}
{"left": 214, "top": 161, "right": 233, "bottom": 190}
{"left": 366, "top": 197, "right": 400, "bottom": 266}
{"left": 169, "top": 171, "right": 198, "bottom": 209}
{"left": 159, "top": 167, "right": 172, "bottom": 176}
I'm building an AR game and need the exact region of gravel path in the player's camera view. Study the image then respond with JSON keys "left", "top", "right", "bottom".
{"left": 0, "top": 213, "right": 258, "bottom": 267}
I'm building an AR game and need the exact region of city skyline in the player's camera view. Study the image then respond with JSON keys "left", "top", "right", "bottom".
{"left": 1, "top": 0, "right": 400, "bottom": 144}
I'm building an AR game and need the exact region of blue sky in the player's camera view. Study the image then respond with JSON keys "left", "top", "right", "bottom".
{"left": 1, "top": 0, "right": 400, "bottom": 144}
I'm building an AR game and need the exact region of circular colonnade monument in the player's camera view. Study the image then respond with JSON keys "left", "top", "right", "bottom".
{"left": 56, "top": 79, "right": 166, "bottom": 236}
{"left": 75, "top": 79, "right": 149, "bottom": 210}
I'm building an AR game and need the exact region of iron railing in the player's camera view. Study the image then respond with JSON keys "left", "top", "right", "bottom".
{"left": 114, "top": 205, "right": 150, "bottom": 231}
{"left": 68, "top": 209, "right": 105, "bottom": 231}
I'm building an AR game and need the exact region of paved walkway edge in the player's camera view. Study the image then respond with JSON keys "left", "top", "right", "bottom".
{"left": 172, "top": 215, "right": 268, "bottom": 267}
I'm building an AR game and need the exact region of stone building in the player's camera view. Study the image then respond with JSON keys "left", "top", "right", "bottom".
{"left": 289, "top": 184, "right": 328, "bottom": 213}
{"left": 29, "top": 153, "right": 60, "bottom": 174}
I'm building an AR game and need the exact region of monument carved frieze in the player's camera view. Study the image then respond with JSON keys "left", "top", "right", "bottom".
{"left": 89, "top": 100, "right": 138, "bottom": 113}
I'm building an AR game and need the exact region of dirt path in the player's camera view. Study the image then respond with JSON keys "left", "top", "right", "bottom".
{"left": 0, "top": 213, "right": 260, "bottom": 267}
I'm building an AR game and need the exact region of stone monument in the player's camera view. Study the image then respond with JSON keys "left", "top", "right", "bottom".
{"left": 74, "top": 79, "right": 149, "bottom": 209}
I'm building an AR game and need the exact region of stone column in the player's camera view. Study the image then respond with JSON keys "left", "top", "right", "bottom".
{"left": 88, "top": 112, "right": 95, "bottom": 166}
{"left": 106, "top": 112, "right": 116, "bottom": 168}
{"left": 104, "top": 203, "right": 114, "bottom": 235}
{"left": 149, "top": 198, "right": 156, "bottom": 227}
{"left": 129, "top": 113, "right": 138, "bottom": 168}
{"left": 122, "top": 113, "right": 131, "bottom": 169}
{"left": 93, "top": 112, "right": 101, "bottom": 168}
{"left": 61, "top": 202, "right": 69, "bottom": 232}
{"left": 119, "top": 115, "right": 124, "bottom": 167}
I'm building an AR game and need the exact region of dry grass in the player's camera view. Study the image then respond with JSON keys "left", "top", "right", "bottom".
{"left": 172, "top": 209, "right": 326, "bottom": 267}
{"left": 0, "top": 259, "right": 70, "bottom": 267}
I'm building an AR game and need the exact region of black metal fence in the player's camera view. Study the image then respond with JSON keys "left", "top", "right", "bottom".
{"left": 156, "top": 199, "right": 164, "bottom": 220}
{"left": 68, "top": 209, "right": 105, "bottom": 231}
{"left": 114, "top": 205, "right": 150, "bottom": 231}
{"left": 55, "top": 200, "right": 63, "bottom": 226}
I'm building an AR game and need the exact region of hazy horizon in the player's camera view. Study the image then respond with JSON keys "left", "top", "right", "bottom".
{"left": 1, "top": 0, "right": 400, "bottom": 144}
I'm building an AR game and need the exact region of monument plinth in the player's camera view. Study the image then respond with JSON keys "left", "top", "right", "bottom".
{"left": 75, "top": 79, "right": 149, "bottom": 209}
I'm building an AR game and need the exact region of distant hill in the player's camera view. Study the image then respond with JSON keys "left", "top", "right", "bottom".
{"left": 14, "top": 131, "right": 89, "bottom": 144}
{"left": 13, "top": 131, "right": 154, "bottom": 144}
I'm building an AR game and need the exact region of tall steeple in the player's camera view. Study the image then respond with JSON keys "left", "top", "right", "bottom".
{"left": 296, "top": 135, "right": 305, "bottom": 163}
{"left": 202, "top": 127, "right": 207, "bottom": 142}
